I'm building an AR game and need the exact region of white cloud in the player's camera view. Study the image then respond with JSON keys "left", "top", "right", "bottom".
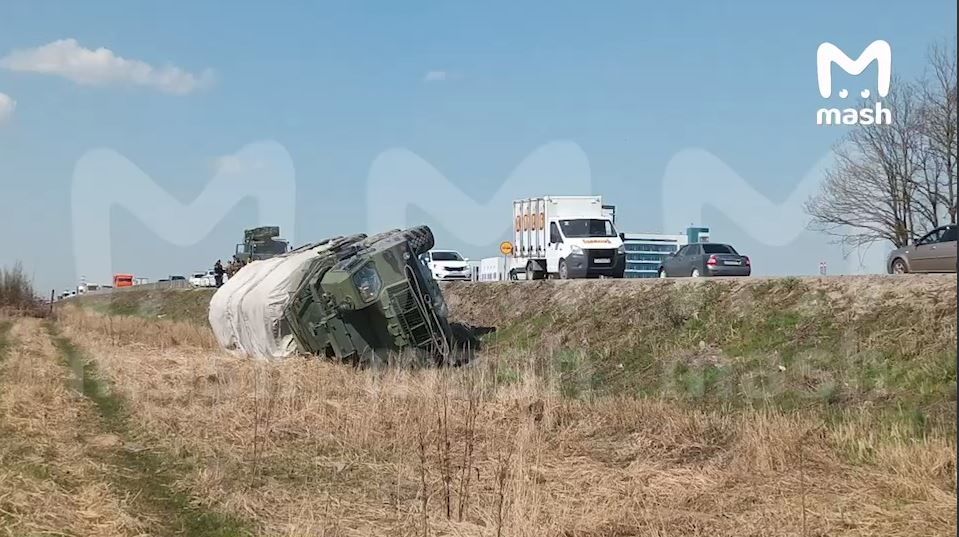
{"left": 0, "top": 39, "right": 213, "bottom": 95}
{"left": 423, "top": 70, "right": 448, "bottom": 82}
{"left": 0, "top": 93, "right": 15, "bottom": 123}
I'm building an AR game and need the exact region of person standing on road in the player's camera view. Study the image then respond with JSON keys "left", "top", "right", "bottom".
{"left": 214, "top": 260, "right": 225, "bottom": 288}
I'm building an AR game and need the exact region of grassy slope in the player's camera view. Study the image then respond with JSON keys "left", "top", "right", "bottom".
{"left": 449, "top": 276, "right": 957, "bottom": 428}
{"left": 76, "top": 276, "right": 958, "bottom": 423}
{"left": 53, "top": 305, "right": 957, "bottom": 536}
{"left": 57, "top": 277, "right": 959, "bottom": 536}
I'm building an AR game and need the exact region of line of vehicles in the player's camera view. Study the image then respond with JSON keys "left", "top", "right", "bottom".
{"left": 474, "top": 195, "right": 749, "bottom": 280}
{"left": 58, "top": 195, "right": 741, "bottom": 300}
{"left": 58, "top": 196, "right": 957, "bottom": 302}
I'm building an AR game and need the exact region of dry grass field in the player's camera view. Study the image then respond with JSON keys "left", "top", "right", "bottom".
{"left": 1, "top": 276, "right": 956, "bottom": 536}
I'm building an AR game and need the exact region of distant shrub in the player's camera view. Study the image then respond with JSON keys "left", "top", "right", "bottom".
{"left": 0, "top": 262, "right": 46, "bottom": 317}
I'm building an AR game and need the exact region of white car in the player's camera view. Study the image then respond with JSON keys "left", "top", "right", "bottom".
{"left": 419, "top": 250, "right": 472, "bottom": 281}
{"left": 189, "top": 270, "right": 220, "bottom": 287}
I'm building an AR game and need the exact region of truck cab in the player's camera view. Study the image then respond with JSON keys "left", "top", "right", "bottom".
{"left": 546, "top": 217, "right": 625, "bottom": 279}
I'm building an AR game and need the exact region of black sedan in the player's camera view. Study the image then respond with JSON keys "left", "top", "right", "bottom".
{"left": 658, "top": 243, "right": 750, "bottom": 278}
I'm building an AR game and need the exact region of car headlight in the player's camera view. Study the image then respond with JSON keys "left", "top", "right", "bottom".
{"left": 570, "top": 245, "right": 583, "bottom": 255}
{"left": 352, "top": 262, "right": 382, "bottom": 303}
{"left": 617, "top": 244, "right": 625, "bottom": 254}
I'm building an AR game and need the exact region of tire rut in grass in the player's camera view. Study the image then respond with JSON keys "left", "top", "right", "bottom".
{"left": 0, "top": 319, "right": 11, "bottom": 357}
{"left": 44, "top": 321, "right": 253, "bottom": 537}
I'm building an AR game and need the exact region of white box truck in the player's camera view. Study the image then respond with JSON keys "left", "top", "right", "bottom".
{"left": 509, "top": 196, "right": 625, "bottom": 279}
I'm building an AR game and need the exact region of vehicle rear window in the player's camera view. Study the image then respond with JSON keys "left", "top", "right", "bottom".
{"left": 703, "top": 244, "right": 737, "bottom": 254}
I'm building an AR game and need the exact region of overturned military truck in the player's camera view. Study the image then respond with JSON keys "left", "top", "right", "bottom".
{"left": 209, "top": 226, "right": 472, "bottom": 364}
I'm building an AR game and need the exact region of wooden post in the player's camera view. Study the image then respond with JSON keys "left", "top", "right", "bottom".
{"left": 49, "top": 289, "right": 55, "bottom": 316}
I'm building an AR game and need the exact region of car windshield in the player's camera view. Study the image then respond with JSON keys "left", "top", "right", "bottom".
{"left": 431, "top": 252, "right": 463, "bottom": 261}
{"left": 703, "top": 244, "right": 737, "bottom": 254}
{"left": 559, "top": 219, "right": 617, "bottom": 238}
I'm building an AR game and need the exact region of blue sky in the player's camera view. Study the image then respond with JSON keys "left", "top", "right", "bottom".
{"left": 0, "top": 1, "right": 956, "bottom": 291}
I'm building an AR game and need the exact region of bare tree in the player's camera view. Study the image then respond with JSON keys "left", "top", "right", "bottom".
{"left": 807, "top": 38, "right": 958, "bottom": 249}
{"left": 919, "top": 38, "right": 958, "bottom": 224}
{"left": 806, "top": 82, "right": 924, "bottom": 249}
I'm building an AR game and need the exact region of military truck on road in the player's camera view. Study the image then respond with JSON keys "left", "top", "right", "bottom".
{"left": 227, "top": 226, "right": 290, "bottom": 276}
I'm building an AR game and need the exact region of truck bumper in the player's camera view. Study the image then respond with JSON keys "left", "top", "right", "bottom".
{"left": 433, "top": 272, "right": 472, "bottom": 281}
{"left": 565, "top": 251, "right": 626, "bottom": 278}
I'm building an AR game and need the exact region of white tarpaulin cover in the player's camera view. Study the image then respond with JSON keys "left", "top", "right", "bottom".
{"left": 209, "top": 241, "right": 336, "bottom": 359}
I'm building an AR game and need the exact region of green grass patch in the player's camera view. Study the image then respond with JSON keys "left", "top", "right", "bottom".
{"left": 480, "top": 278, "right": 955, "bottom": 430}
{"left": 45, "top": 322, "right": 252, "bottom": 537}
{"left": 76, "top": 288, "right": 214, "bottom": 325}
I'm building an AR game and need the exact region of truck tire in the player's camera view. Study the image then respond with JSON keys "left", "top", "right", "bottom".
{"left": 559, "top": 259, "right": 569, "bottom": 279}
{"left": 403, "top": 226, "right": 435, "bottom": 256}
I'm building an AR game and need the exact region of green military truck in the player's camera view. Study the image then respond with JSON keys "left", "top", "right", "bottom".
{"left": 210, "top": 225, "right": 472, "bottom": 365}
{"left": 228, "top": 226, "right": 290, "bottom": 275}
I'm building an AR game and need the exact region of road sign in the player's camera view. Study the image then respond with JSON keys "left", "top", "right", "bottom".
{"left": 500, "top": 241, "right": 514, "bottom": 256}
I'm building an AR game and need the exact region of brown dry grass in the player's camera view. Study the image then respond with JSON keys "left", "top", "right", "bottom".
{"left": 49, "top": 306, "right": 957, "bottom": 537}
{"left": 0, "top": 316, "right": 144, "bottom": 537}
{"left": 0, "top": 262, "right": 49, "bottom": 318}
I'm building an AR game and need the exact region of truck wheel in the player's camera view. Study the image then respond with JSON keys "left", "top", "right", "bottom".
{"left": 402, "top": 226, "right": 435, "bottom": 256}
{"left": 559, "top": 260, "right": 569, "bottom": 279}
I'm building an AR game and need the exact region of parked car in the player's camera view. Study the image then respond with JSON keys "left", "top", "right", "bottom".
{"left": 419, "top": 250, "right": 472, "bottom": 281}
{"left": 658, "top": 243, "right": 751, "bottom": 278}
{"left": 887, "top": 224, "right": 957, "bottom": 274}
{"left": 189, "top": 270, "right": 216, "bottom": 287}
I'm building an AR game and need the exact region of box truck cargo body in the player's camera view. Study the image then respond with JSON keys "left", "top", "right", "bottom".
{"left": 510, "top": 196, "right": 625, "bottom": 279}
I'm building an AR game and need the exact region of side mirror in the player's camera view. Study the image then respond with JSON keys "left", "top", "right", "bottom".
{"left": 619, "top": 232, "right": 625, "bottom": 241}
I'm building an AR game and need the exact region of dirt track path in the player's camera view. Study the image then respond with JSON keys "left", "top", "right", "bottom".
{"left": 0, "top": 317, "right": 250, "bottom": 537}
